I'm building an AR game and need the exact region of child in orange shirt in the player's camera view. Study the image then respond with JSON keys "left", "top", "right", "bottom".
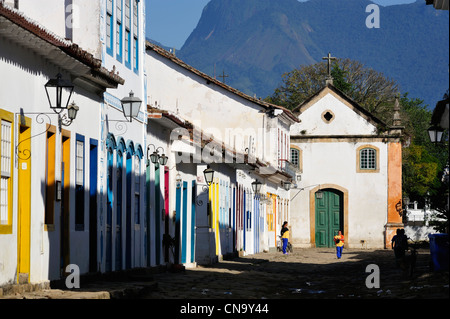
{"left": 281, "top": 221, "right": 290, "bottom": 255}
{"left": 334, "top": 230, "right": 344, "bottom": 259}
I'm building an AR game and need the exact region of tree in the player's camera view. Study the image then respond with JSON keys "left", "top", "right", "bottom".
{"left": 400, "top": 93, "right": 448, "bottom": 205}
{"left": 402, "top": 144, "right": 440, "bottom": 198}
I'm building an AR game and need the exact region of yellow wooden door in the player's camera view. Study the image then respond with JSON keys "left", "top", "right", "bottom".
{"left": 17, "top": 119, "right": 31, "bottom": 283}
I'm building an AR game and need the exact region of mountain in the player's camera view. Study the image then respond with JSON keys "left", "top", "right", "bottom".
{"left": 175, "top": 0, "right": 449, "bottom": 108}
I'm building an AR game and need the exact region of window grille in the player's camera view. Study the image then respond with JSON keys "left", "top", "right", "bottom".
{"left": 360, "top": 148, "right": 376, "bottom": 170}
{"left": 0, "top": 121, "right": 11, "bottom": 225}
{"left": 290, "top": 148, "right": 299, "bottom": 167}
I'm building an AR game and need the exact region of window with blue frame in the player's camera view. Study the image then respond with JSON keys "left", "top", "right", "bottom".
{"left": 116, "top": 0, "right": 123, "bottom": 62}
{"left": 106, "top": 0, "right": 114, "bottom": 56}
{"left": 124, "top": 0, "right": 131, "bottom": 68}
{"left": 133, "top": 0, "right": 139, "bottom": 73}
{"left": 75, "top": 134, "right": 85, "bottom": 230}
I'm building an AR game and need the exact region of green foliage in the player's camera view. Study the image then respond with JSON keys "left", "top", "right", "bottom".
{"left": 264, "top": 62, "right": 326, "bottom": 110}
{"left": 402, "top": 144, "right": 440, "bottom": 197}
{"left": 266, "top": 58, "right": 399, "bottom": 126}
{"left": 399, "top": 93, "right": 431, "bottom": 146}
{"left": 399, "top": 93, "right": 448, "bottom": 206}
{"left": 331, "top": 64, "right": 352, "bottom": 94}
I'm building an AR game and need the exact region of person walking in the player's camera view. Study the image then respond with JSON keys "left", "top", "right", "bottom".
{"left": 334, "top": 230, "right": 344, "bottom": 259}
{"left": 280, "top": 221, "right": 290, "bottom": 255}
{"left": 391, "top": 228, "right": 408, "bottom": 269}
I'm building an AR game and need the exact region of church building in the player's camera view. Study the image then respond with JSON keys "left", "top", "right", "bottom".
{"left": 289, "top": 78, "right": 404, "bottom": 249}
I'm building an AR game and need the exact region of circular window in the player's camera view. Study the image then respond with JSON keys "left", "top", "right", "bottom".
{"left": 321, "top": 110, "right": 335, "bottom": 123}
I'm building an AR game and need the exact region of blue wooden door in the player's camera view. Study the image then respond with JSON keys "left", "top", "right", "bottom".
{"left": 190, "top": 181, "right": 196, "bottom": 263}
{"left": 125, "top": 152, "right": 132, "bottom": 269}
{"left": 254, "top": 195, "right": 259, "bottom": 253}
{"left": 175, "top": 182, "right": 181, "bottom": 263}
{"left": 106, "top": 148, "right": 113, "bottom": 272}
{"left": 181, "top": 181, "right": 188, "bottom": 264}
{"left": 115, "top": 151, "right": 123, "bottom": 270}
{"left": 89, "top": 140, "right": 98, "bottom": 272}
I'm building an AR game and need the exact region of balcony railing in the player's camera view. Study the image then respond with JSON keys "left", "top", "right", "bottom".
{"left": 279, "top": 159, "right": 300, "bottom": 178}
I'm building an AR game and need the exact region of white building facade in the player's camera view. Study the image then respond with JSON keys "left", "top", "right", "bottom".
{"left": 145, "top": 42, "right": 298, "bottom": 264}
{"left": 289, "top": 84, "right": 403, "bottom": 249}
{"left": 0, "top": 0, "right": 147, "bottom": 287}
{"left": 0, "top": 0, "right": 299, "bottom": 289}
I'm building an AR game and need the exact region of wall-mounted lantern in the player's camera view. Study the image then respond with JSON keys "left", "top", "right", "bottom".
{"left": 427, "top": 125, "right": 445, "bottom": 144}
{"left": 121, "top": 90, "right": 142, "bottom": 122}
{"left": 283, "top": 181, "right": 292, "bottom": 191}
{"left": 203, "top": 166, "right": 215, "bottom": 187}
{"left": 147, "top": 144, "right": 168, "bottom": 166}
{"left": 44, "top": 73, "right": 74, "bottom": 113}
{"left": 196, "top": 166, "right": 215, "bottom": 207}
{"left": 15, "top": 74, "right": 79, "bottom": 161}
{"left": 251, "top": 180, "right": 262, "bottom": 194}
{"left": 44, "top": 73, "right": 79, "bottom": 126}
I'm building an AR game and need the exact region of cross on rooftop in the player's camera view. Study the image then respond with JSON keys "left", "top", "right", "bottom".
{"left": 322, "top": 52, "right": 337, "bottom": 79}
{"left": 218, "top": 70, "right": 229, "bottom": 84}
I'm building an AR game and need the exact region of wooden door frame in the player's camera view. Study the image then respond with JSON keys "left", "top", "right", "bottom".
{"left": 309, "top": 184, "right": 348, "bottom": 248}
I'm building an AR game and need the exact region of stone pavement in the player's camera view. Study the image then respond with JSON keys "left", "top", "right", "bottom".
{"left": 1, "top": 247, "right": 448, "bottom": 299}
{"left": 0, "top": 266, "right": 163, "bottom": 299}
{"left": 143, "top": 247, "right": 449, "bottom": 299}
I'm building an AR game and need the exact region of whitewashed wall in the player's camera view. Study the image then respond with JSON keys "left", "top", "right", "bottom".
{"left": 0, "top": 0, "right": 148, "bottom": 286}
{"left": 146, "top": 51, "right": 272, "bottom": 165}
{"left": 290, "top": 141, "right": 388, "bottom": 248}
{"left": 0, "top": 37, "right": 103, "bottom": 283}
{"left": 290, "top": 91, "right": 389, "bottom": 249}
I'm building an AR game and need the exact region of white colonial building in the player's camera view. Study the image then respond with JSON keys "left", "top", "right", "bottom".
{"left": 145, "top": 42, "right": 298, "bottom": 264}
{"left": 0, "top": 0, "right": 147, "bottom": 287}
{"left": 289, "top": 83, "right": 404, "bottom": 249}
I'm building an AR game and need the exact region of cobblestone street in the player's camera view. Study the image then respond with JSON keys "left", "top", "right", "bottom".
{"left": 1, "top": 247, "right": 447, "bottom": 301}
{"left": 144, "top": 247, "right": 449, "bottom": 299}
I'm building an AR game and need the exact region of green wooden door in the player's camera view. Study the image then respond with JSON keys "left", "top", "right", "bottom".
{"left": 315, "top": 190, "right": 343, "bottom": 247}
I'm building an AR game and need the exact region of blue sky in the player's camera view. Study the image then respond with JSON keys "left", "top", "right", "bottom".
{"left": 145, "top": 0, "right": 419, "bottom": 49}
